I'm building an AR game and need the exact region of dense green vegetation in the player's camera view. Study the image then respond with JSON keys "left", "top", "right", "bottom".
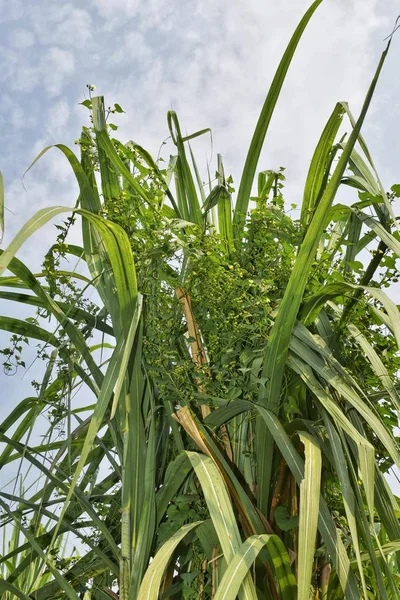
{"left": 1, "top": 1, "right": 400, "bottom": 598}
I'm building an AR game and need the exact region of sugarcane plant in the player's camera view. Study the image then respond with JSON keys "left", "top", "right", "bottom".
{"left": 1, "top": 1, "right": 400, "bottom": 598}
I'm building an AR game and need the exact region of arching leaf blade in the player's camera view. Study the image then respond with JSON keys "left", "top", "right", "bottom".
{"left": 233, "top": 0, "right": 324, "bottom": 242}
{"left": 214, "top": 534, "right": 296, "bottom": 600}
{"left": 297, "top": 432, "right": 322, "bottom": 600}
{"left": 186, "top": 451, "right": 258, "bottom": 599}
{"left": 301, "top": 102, "right": 345, "bottom": 230}
{"left": 137, "top": 522, "right": 202, "bottom": 600}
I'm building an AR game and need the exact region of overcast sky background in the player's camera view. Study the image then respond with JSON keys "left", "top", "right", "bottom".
{"left": 1, "top": 0, "right": 400, "bottom": 495}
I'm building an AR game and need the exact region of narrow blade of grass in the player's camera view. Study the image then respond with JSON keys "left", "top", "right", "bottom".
{"left": 137, "top": 522, "right": 202, "bottom": 600}
{"left": 214, "top": 534, "right": 296, "bottom": 600}
{"left": 233, "top": 0, "right": 324, "bottom": 242}
{"left": 297, "top": 432, "right": 322, "bottom": 600}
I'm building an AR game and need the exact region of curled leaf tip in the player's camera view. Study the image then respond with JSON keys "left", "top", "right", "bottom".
{"left": 383, "top": 15, "right": 400, "bottom": 41}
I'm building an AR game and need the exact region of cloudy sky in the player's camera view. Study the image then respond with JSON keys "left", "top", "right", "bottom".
{"left": 1, "top": 0, "right": 400, "bottom": 491}
{"left": 1, "top": 0, "right": 400, "bottom": 249}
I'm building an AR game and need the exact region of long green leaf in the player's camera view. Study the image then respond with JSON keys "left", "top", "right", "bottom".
{"left": 287, "top": 352, "right": 375, "bottom": 520}
{"left": 3, "top": 253, "right": 103, "bottom": 388}
{"left": 331, "top": 304, "right": 400, "bottom": 411}
{"left": 0, "top": 207, "right": 137, "bottom": 327}
{"left": 0, "top": 432, "right": 120, "bottom": 562}
{"left": 260, "top": 37, "right": 391, "bottom": 410}
{"left": 254, "top": 406, "right": 359, "bottom": 600}
{"left": 233, "top": 0, "right": 324, "bottom": 242}
{"left": 254, "top": 41, "right": 391, "bottom": 518}
{"left": 0, "top": 316, "right": 58, "bottom": 345}
{"left": 155, "top": 452, "right": 192, "bottom": 527}
{"left": 167, "top": 111, "right": 203, "bottom": 225}
{"left": 340, "top": 101, "right": 396, "bottom": 226}
{"left": 92, "top": 96, "right": 149, "bottom": 206}
{"left": 0, "top": 579, "right": 32, "bottom": 600}
{"left": 352, "top": 207, "right": 400, "bottom": 255}
{"left": 322, "top": 412, "right": 368, "bottom": 598}
{"left": 0, "top": 498, "right": 80, "bottom": 600}
{"left": 137, "top": 522, "right": 202, "bottom": 600}
{"left": 289, "top": 334, "right": 400, "bottom": 475}
{"left": 297, "top": 432, "right": 322, "bottom": 600}
{"left": 0, "top": 291, "right": 113, "bottom": 336}
{"left": 110, "top": 294, "right": 143, "bottom": 419}
{"left": 187, "top": 452, "right": 258, "bottom": 600}
{"left": 0, "top": 206, "right": 71, "bottom": 276}
{"left": 129, "top": 398, "right": 157, "bottom": 598}
{"left": 300, "top": 102, "right": 345, "bottom": 229}
{"left": 216, "top": 154, "right": 234, "bottom": 253}
{"left": 49, "top": 298, "right": 142, "bottom": 549}
{"left": 214, "top": 534, "right": 295, "bottom": 600}
{"left": 206, "top": 401, "right": 359, "bottom": 599}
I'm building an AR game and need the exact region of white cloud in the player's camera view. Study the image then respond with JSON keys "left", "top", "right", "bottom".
{"left": 0, "top": 47, "right": 39, "bottom": 92}
{"left": 2, "top": 0, "right": 399, "bottom": 245}
{"left": 8, "top": 103, "right": 27, "bottom": 130}
{"left": 93, "top": 0, "right": 140, "bottom": 19}
{"left": 45, "top": 99, "right": 71, "bottom": 139}
{"left": 92, "top": 0, "right": 175, "bottom": 30}
{"left": 42, "top": 47, "right": 75, "bottom": 96}
{"left": 136, "top": 0, "right": 174, "bottom": 31}
{"left": 53, "top": 7, "right": 92, "bottom": 48}
{"left": 9, "top": 28, "right": 35, "bottom": 49}
{"left": 109, "top": 31, "right": 153, "bottom": 66}
{"left": 2, "top": 0, "right": 398, "bottom": 236}
{"left": 105, "top": 0, "right": 391, "bottom": 191}
{"left": 31, "top": 5, "right": 92, "bottom": 49}
{"left": 0, "top": 0, "right": 23, "bottom": 23}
